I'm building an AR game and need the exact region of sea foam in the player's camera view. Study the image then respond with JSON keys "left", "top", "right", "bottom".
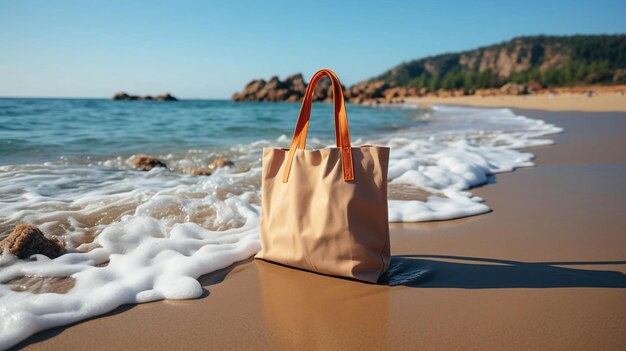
{"left": 0, "top": 105, "right": 561, "bottom": 348}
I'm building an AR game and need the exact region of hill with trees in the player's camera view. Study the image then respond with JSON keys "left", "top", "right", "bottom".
{"left": 374, "top": 34, "right": 626, "bottom": 91}
{"left": 232, "top": 34, "right": 626, "bottom": 104}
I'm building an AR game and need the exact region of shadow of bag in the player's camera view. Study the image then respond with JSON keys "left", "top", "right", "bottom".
{"left": 255, "top": 69, "right": 391, "bottom": 283}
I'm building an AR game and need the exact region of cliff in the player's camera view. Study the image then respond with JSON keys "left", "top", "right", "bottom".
{"left": 374, "top": 34, "right": 626, "bottom": 89}
{"left": 232, "top": 34, "right": 626, "bottom": 104}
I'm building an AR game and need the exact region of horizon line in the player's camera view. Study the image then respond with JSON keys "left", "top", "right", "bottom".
{"left": 0, "top": 96, "right": 232, "bottom": 100}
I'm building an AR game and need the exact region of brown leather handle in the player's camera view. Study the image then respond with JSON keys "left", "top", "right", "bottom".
{"left": 282, "top": 69, "right": 354, "bottom": 183}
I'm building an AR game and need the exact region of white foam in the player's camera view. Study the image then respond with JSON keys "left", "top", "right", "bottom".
{"left": 384, "top": 106, "right": 561, "bottom": 221}
{"left": 0, "top": 105, "right": 562, "bottom": 348}
{"left": 0, "top": 201, "right": 261, "bottom": 348}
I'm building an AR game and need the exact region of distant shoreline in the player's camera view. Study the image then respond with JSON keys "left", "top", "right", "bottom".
{"left": 405, "top": 92, "right": 626, "bottom": 112}
{"left": 2, "top": 90, "right": 625, "bottom": 113}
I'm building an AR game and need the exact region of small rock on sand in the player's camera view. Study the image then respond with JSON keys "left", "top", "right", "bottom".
{"left": 131, "top": 155, "right": 168, "bottom": 171}
{"left": 1, "top": 224, "right": 66, "bottom": 259}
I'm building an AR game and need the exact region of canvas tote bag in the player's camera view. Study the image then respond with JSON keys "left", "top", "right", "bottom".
{"left": 256, "top": 69, "right": 390, "bottom": 283}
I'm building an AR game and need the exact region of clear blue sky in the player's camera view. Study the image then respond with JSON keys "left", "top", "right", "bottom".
{"left": 1, "top": 0, "right": 625, "bottom": 98}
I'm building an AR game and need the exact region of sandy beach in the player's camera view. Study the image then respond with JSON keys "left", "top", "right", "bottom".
{"left": 406, "top": 93, "right": 626, "bottom": 112}
{"left": 11, "top": 107, "right": 626, "bottom": 350}
{"left": 3, "top": 1, "right": 625, "bottom": 349}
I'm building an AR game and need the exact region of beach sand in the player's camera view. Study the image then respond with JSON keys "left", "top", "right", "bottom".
{"left": 13, "top": 109, "right": 626, "bottom": 350}
{"left": 406, "top": 93, "right": 626, "bottom": 112}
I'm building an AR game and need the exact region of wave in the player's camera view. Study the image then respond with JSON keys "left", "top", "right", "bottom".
{"left": 0, "top": 105, "right": 562, "bottom": 348}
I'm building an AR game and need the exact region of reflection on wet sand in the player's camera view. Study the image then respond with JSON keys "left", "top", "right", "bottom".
{"left": 257, "top": 260, "right": 390, "bottom": 350}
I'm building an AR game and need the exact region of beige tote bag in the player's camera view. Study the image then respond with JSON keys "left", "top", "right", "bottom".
{"left": 256, "top": 69, "right": 390, "bottom": 283}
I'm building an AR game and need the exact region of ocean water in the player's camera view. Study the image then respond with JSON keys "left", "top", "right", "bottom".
{"left": 0, "top": 98, "right": 562, "bottom": 347}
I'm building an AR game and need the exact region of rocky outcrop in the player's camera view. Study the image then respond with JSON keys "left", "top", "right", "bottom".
{"left": 345, "top": 81, "right": 424, "bottom": 104}
{"left": 131, "top": 155, "right": 168, "bottom": 171}
{"left": 113, "top": 92, "right": 135, "bottom": 100}
{"left": 344, "top": 81, "right": 390, "bottom": 104}
{"left": 1, "top": 224, "right": 66, "bottom": 259}
{"left": 232, "top": 74, "right": 345, "bottom": 103}
{"left": 232, "top": 74, "right": 305, "bottom": 102}
{"left": 113, "top": 92, "right": 178, "bottom": 101}
{"left": 233, "top": 76, "right": 423, "bottom": 105}
{"left": 154, "top": 93, "right": 178, "bottom": 101}
{"left": 310, "top": 76, "right": 339, "bottom": 103}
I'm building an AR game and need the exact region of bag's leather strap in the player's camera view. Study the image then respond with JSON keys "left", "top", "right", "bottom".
{"left": 282, "top": 69, "right": 354, "bottom": 183}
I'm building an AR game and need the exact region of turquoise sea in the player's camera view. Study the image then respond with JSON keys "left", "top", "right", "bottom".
{"left": 0, "top": 98, "right": 421, "bottom": 166}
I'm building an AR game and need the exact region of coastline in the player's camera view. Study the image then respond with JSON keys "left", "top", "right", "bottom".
{"left": 405, "top": 93, "right": 626, "bottom": 112}
{"left": 12, "top": 108, "right": 626, "bottom": 350}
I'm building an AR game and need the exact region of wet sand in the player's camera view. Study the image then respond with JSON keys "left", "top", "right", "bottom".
{"left": 14, "top": 109, "right": 626, "bottom": 350}
{"left": 406, "top": 93, "right": 626, "bottom": 112}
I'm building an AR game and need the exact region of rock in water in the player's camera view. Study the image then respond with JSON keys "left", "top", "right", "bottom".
{"left": 212, "top": 157, "right": 234, "bottom": 168}
{"left": 112, "top": 92, "right": 178, "bottom": 101}
{"left": 155, "top": 93, "right": 178, "bottom": 101}
{"left": 191, "top": 168, "right": 212, "bottom": 176}
{"left": 112, "top": 92, "right": 131, "bottom": 100}
{"left": 1, "top": 224, "right": 66, "bottom": 259}
{"left": 131, "top": 155, "right": 168, "bottom": 171}
{"left": 231, "top": 79, "right": 267, "bottom": 101}
{"left": 231, "top": 73, "right": 345, "bottom": 102}
{"left": 190, "top": 158, "right": 233, "bottom": 175}
{"left": 285, "top": 73, "right": 307, "bottom": 95}
{"left": 344, "top": 80, "right": 392, "bottom": 104}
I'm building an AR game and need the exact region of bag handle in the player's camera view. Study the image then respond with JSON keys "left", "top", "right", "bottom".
{"left": 293, "top": 69, "right": 343, "bottom": 150}
{"left": 282, "top": 69, "right": 354, "bottom": 183}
